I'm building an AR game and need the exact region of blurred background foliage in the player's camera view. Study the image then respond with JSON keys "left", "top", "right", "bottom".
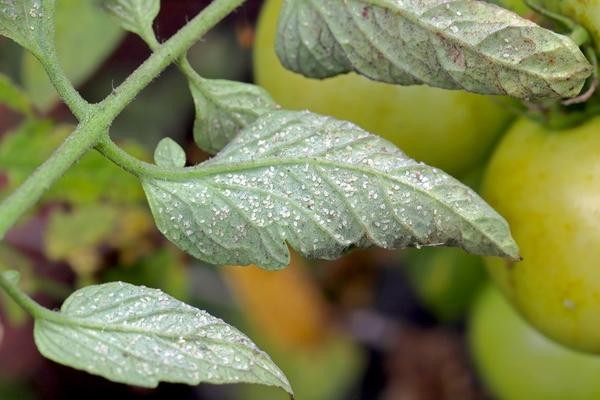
{"left": 0, "top": 1, "right": 533, "bottom": 399}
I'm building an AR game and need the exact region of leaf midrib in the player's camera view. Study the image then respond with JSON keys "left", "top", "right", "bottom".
{"left": 306, "top": 0, "right": 583, "bottom": 89}
{"left": 145, "top": 156, "right": 512, "bottom": 258}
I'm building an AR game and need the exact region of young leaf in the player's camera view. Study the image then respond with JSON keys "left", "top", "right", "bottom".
{"left": 100, "top": 0, "right": 274, "bottom": 154}
{"left": 102, "top": 0, "right": 160, "bottom": 41}
{"left": 189, "top": 78, "right": 279, "bottom": 154}
{"left": 142, "top": 110, "right": 519, "bottom": 270}
{"left": 22, "top": 0, "right": 124, "bottom": 111}
{"left": 34, "top": 281, "right": 292, "bottom": 393}
{"left": 0, "top": 0, "right": 54, "bottom": 57}
{"left": 154, "top": 138, "right": 186, "bottom": 168}
{"left": 276, "top": 0, "right": 592, "bottom": 100}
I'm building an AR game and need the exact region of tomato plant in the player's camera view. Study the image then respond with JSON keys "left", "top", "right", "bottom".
{"left": 0, "top": 0, "right": 595, "bottom": 397}
{"left": 254, "top": 0, "right": 514, "bottom": 177}
{"left": 470, "top": 285, "right": 600, "bottom": 400}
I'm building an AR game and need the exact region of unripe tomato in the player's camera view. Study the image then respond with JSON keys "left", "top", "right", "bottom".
{"left": 494, "top": 0, "right": 532, "bottom": 15}
{"left": 253, "top": 0, "right": 513, "bottom": 177}
{"left": 496, "top": 0, "right": 599, "bottom": 52}
{"left": 470, "top": 285, "right": 600, "bottom": 400}
{"left": 559, "top": 0, "right": 600, "bottom": 52}
{"left": 483, "top": 116, "right": 600, "bottom": 353}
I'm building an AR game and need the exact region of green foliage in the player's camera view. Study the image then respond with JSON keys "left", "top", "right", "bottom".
{"left": 0, "top": 0, "right": 594, "bottom": 394}
{"left": 189, "top": 77, "right": 278, "bottom": 154}
{"left": 22, "top": 0, "right": 124, "bottom": 111}
{"left": 143, "top": 110, "right": 519, "bottom": 269}
{"left": 276, "top": 0, "right": 592, "bottom": 99}
{"left": 0, "top": 0, "right": 55, "bottom": 57}
{"left": 34, "top": 281, "right": 292, "bottom": 392}
{"left": 154, "top": 138, "right": 186, "bottom": 168}
{"left": 44, "top": 204, "right": 120, "bottom": 276}
{"left": 102, "top": 0, "right": 159, "bottom": 41}
{"left": 0, "top": 120, "right": 147, "bottom": 204}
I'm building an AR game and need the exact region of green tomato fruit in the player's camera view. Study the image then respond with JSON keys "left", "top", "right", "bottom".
{"left": 560, "top": 0, "right": 600, "bottom": 52}
{"left": 483, "top": 116, "right": 600, "bottom": 353}
{"left": 496, "top": 0, "right": 599, "bottom": 52}
{"left": 470, "top": 284, "right": 600, "bottom": 400}
{"left": 253, "top": 0, "right": 514, "bottom": 177}
{"left": 404, "top": 247, "right": 486, "bottom": 322}
{"left": 494, "top": 0, "right": 532, "bottom": 15}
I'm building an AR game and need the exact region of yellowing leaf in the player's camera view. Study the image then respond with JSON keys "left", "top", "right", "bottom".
{"left": 44, "top": 205, "right": 119, "bottom": 276}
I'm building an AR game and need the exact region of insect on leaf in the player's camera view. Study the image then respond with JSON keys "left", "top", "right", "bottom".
{"left": 276, "top": 0, "right": 592, "bottom": 100}
{"left": 142, "top": 110, "right": 520, "bottom": 270}
{"left": 34, "top": 281, "right": 292, "bottom": 393}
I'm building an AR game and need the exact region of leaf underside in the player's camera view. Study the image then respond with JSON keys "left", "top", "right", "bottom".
{"left": 0, "top": 0, "right": 55, "bottom": 57}
{"left": 102, "top": 0, "right": 159, "bottom": 39}
{"left": 34, "top": 282, "right": 292, "bottom": 393}
{"left": 142, "top": 110, "right": 519, "bottom": 270}
{"left": 190, "top": 78, "right": 279, "bottom": 155}
{"left": 276, "top": 0, "right": 592, "bottom": 100}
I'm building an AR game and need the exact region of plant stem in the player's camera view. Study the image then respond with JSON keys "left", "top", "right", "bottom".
{"left": 0, "top": 0, "right": 246, "bottom": 240}
{"left": 40, "top": 51, "right": 92, "bottom": 120}
{"left": 0, "top": 124, "right": 104, "bottom": 239}
{"left": 98, "top": 0, "right": 246, "bottom": 122}
{"left": 96, "top": 135, "right": 166, "bottom": 178}
{"left": 0, "top": 271, "right": 47, "bottom": 319}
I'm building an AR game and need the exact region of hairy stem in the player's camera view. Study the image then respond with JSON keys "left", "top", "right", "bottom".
{"left": 98, "top": 0, "right": 246, "bottom": 122}
{"left": 0, "top": 124, "right": 101, "bottom": 239}
{"left": 40, "top": 51, "right": 92, "bottom": 120}
{"left": 0, "top": 0, "right": 246, "bottom": 241}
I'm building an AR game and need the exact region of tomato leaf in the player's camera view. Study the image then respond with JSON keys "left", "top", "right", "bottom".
{"left": 101, "top": 0, "right": 274, "bottom": 154}
{"left": 154, "top": 138, "right": 186, "bottom": 168}
{"left": 276, "top": 0, "right": 592, "bottom": 100}
{"left": 0, "top": 0, "right": 54, "bottom": 57}
{"left": 142, "top": 110, "right": 519, "bottom": 270}
{"left": 101, "top": 0, "right": 160, "bottom": 41}
{"left": 189, "top": 78, "right": 279, "bottom": 154}
{"left": 22, "top": 0, "right": 124, "bottom": 111}
{"left": 34, "top": 281, "right": 292, "bottom": 392}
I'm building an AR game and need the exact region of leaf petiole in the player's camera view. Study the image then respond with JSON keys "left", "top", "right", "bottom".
{"left": 0, "top": 270, "right": 48, "bottom": 320}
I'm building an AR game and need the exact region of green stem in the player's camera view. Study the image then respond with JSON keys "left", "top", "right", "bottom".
{"left": 96, "top": 135, "right": 164, "bottom": 178}
{"left": 0, "top": 124, "right": 102, "bottom": 239}
{"left": 0, "top": 271, "right": 47, "bottom": 319}
{"left": 0, "top": 0, "right": 246, "bottom": 241}
{"left": 98, "top": 0, "right": 246, "bottom": 122}
{"left": 143, "top": 32, "right": 204, "bottom": 86}
{"left": 40, "top": 51, "right": 92, "bottom": 120}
